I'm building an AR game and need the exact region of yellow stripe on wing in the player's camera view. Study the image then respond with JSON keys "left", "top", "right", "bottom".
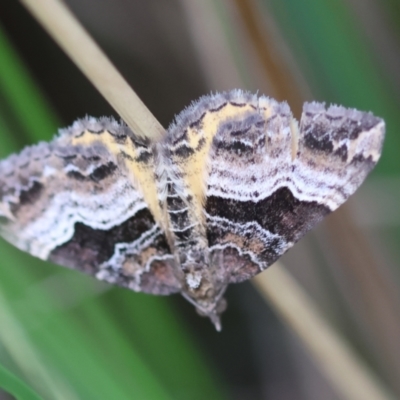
{"left": 71, "top": 130, "right": 163, "bottom": 226}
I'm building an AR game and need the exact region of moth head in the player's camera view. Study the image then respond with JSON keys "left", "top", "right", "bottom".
{"left": 196, "top": 296, "right": 227, "bottom": 331}
{"left": 182, "top": 273, "right": 228, "bottom": 331}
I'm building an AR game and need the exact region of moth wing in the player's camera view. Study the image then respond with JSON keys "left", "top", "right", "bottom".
{"left": 199, "top": 92, "right": 385, "bottom": 283}
{"left": 0, "top": 117, "right": 180, "bottom": 295}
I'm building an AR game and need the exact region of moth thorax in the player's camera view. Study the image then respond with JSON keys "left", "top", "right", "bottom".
{"left": 182, "top": 260, "right": 211, "bottom": 292}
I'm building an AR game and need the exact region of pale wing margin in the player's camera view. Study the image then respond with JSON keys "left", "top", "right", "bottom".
{"left": 0, "top": 117, "right": 179, "bottom": 295}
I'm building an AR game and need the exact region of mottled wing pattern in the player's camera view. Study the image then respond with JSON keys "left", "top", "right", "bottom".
{"left": 204, "top": 93, "right": 297, "bottom": 283}
{"left": 168, "top": 91, "right": 385, "bottom": 285}
{"left": 0, "top": 117, "right": 179, "bottom": 295}
{"left": 295, "top": 102, "right": 384, "bottom": 210}
{"left": 0, "top": 90, "right": 385, "bottom": 328}
{"left": 163, "top": 92, "right": 265, "bottom": 305}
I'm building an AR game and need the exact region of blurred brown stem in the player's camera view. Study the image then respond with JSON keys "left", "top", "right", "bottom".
{"left": 253, "top": 264, "right": 394, "bottom": 400}
{"left": 232, "top": 0, "right": 306, "bottom": 115}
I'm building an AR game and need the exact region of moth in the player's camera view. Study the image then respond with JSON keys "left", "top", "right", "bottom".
{"left": 0, "top": 91, "right": 385, "bottom": 330}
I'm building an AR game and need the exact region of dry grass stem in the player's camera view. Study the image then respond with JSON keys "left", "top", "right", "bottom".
{"left": 20, "top": 0, "right": 165, "bottom": 140}
{"left": 253, "top": 264, "right": 395, "bottom": 400}
{"left": 232, "top": 0, "right": 308, "bottom": 115}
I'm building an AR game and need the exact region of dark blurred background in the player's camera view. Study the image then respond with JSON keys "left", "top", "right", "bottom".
{"left": 0, "top": 1, "right": 399, "bottom": 399}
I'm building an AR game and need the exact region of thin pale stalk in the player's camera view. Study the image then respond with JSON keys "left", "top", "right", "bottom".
{"left": 20, "top": 0, "right": 165, "bottom": 141}
{"left": 323, "top": 207, "right": 400, "bottom": 388}
{"left": 253, "top": 264, "right": 395, "bottom": 400}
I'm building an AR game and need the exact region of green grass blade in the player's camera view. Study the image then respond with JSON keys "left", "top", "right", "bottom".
{"left": 0, "top": 362, "right": 43, "bottom": 400}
